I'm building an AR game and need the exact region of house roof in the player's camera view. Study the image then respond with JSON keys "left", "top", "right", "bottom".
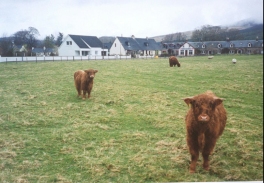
{"left": 117, "top": 36, "right": 161, "bottom": 51}
{"left": 135, "top": 38, "right": 162, "bottom": 50}
{"left": 102, "top": 42, "right": 113, "bottom": 50}
{"left": 188, "top": 40, "right": 263, "bottom": 49}
{"left": 32, "top": 48, "right": 54, "bottom": 53}
{"left": 117, "top": 37, "right": 141, "bottom": 51}
{"left": 69, "top": 34, "right": 103, "bottom": 48}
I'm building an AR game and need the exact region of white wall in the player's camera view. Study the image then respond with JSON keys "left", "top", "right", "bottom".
{"left": 109, "top": 38, "right": 126, "bottom": 55}
{"left": 178, "top": 43, "right": 195, "bottom": 56}
{"left": 58, "top": 35, "right": 81, "bottom": 56}
{"left": 58, "top": 35, "right": 108, "bottom": 56}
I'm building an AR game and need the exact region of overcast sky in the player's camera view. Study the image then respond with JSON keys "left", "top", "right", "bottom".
{"left": 0, "top": 0, "right": 263, "bottom": 39}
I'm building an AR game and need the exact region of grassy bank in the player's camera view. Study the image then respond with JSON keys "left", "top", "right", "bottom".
{"left": 0, "top": 55, "right": 263, "bottom": 182}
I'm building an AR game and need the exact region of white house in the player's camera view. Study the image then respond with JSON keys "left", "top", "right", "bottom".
{"left": 58, "top": 34, "right": 108, "bottom": 56}
{"left": 109, "top": 36, "right": 161, "bottom": 57}
{"left": 178, "top": 42, "right": 195, "bottom": 56}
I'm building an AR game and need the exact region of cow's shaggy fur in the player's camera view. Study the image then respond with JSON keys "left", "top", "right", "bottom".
{"left": 74, "top": 69, "right": 98, "bottom": 99}
{"left": 169, "top": 56, "right": 180, "bottom": 67}
{"left": 183, "top": 91, "right": 227, "bottom": 173}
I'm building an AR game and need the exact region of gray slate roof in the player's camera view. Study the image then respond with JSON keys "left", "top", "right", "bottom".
{"left": 32, "top": 48, "right": 54, "bottom": 53}
{"left": 117, "top": 37, "right": 161, "bottom": 51}
{"left": 69, "top": 35, "right": 103, "bottom": 48}
{"left": 189, "top": 40, "right": 263, "bottom": 49}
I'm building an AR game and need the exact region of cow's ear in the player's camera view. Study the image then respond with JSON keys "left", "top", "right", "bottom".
{"left": 213, "top": 97, "right": 223, "bottom": 106}
{"left": 94, "top": 70, "right": 98, "bottom": 73}
{"left": 183, "top": 97, "right": 194, "bottom": 107}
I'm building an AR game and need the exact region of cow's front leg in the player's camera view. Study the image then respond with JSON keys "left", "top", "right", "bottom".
{"left": 82, "top": 90, "right": 87, "bottom": 100}
{"left": 187, "top": 134, "right": 199, "bottom": 173}
{"left": 202, "top": 136, "right": 217, "bottom": 171}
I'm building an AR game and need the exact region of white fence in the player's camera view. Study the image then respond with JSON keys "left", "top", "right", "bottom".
{"left": 0, "top": 55, "right": 156, "bottom": 63}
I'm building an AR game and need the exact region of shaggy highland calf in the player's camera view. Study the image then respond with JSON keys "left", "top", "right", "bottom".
{"left": 169, "top": 56, "right": 181, "bottom": 67}
{"left": 183, "top": 91, "right": 227, "bottom": 173}
{"left": 74, "top": 69, "right": 98, "bottom": 99}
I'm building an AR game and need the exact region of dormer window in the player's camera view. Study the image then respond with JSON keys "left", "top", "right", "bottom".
{"left": 230, "top": 43, "right": 234, "bottom": 48}
{"left": 202, "top": 44, "right": 205, "bottom": 48}
{"left": 248, "top": 43, "right": 252, "bottom": 47}
{"left": 126, "top": 41, "right": 130, "bottom": 46}
{"left": 144, "top": 42, "right": 149, "bottom": 46}
{"left": 218, "top": 44, "right": 222, "bottom": 48}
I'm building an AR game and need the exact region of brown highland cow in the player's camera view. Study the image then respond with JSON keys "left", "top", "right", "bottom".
{"left": 183, "top": 91, "right": 227, "bottom": 173}
{"left": 74, "top": 69, "right": 98, "bottom": 99}
{"left": 169, "top": 56, "right": 180, "bottom": 67}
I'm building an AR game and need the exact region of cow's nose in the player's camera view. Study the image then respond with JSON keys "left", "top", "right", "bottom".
{"left": 90, "top": 75, "right": 94, "bottom": 78}
{"left": 199, "top": 114, "right": 209, "bottom": 122}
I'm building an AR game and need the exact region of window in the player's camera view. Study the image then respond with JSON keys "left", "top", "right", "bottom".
{"left": 248, "top": 43, "right": 252, "bottom": 47}
{"left": 229, "top": 50, "right": 234, "bottom": 54}
{"left": 230, "top": 43, "right": 234, "bottom": 48}
{"left": 180, "top": 50, "right": 184, "bottom": 55}
{"left": 189, "top": 50, "right": 193, "bottom": 55}
{"left": 82, "top": 51, "right": 89, "bottom": 56}
{"left": 66, "top": 41, "right": 72, "bottom": 45}
{"left": 218, "top": 44, "right": 222, "bottom": 48}
{"left": 202, "top": 44, "right": 205, "bottom": 48}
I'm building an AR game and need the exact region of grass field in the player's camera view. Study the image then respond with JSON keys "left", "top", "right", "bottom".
{"left": 0, "top": 55, "right": 263, "bottom": 182}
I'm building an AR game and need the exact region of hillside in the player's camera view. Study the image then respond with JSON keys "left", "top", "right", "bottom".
{"left": 150, "top": 20, "right": 263, "bottom": 42}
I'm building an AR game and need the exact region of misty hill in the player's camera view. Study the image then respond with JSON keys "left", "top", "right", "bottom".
{"left": 150, "top": 20, "right": 263, "bottom": 42}
{"left": 238, "top": 24, "right": 263, "bottom": 40}
{"left": 99, "top": 36, "right": 115, "bottom": 43}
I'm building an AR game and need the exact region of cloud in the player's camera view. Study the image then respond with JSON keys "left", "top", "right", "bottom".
{"left": 0, "top": 0, "right": 263, "bottom": 39}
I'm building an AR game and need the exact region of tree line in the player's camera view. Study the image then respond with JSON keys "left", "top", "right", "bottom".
{"left": 162, "top": 24, "right": 262, "bottom": 42}
{"left": 0, "top": 27, "right": 63, "bottom": 56}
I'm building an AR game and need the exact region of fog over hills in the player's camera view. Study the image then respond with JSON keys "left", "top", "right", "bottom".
{"left": 98, "top": 19, "right": 263, "bottom": 43}
{"left": 150, "top": 19, "right": 263, "bottom": 42}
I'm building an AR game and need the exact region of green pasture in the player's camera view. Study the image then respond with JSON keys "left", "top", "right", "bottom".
{"left": 0, "top": 55, "right": 263, "bottom": 182}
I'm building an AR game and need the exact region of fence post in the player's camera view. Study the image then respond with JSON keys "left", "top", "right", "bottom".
{"left": 6, "top": 58, "right": 7, "bottom": 64}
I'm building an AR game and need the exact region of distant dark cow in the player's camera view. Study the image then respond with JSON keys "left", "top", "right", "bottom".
{"left": 169, "top": 56, "right": 180, "bottom": 67}
{"left": 183, "top": 91, "right": 227, "bottom": 173}
{"left": 74, "top": 69, "right": 98, "bottom": 99}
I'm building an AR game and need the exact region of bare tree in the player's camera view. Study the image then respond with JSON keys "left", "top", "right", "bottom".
{"left": 0, "top": 34, "right": 14, "bottom": 56}
{"left": 13, "top": 27, "right": 39, "bottom": 48}
{"left": 55, "top": 32, "right": 63, "bottom": 46}
{"left": 43, "top": 34, "right": 55, "bottom": 48}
